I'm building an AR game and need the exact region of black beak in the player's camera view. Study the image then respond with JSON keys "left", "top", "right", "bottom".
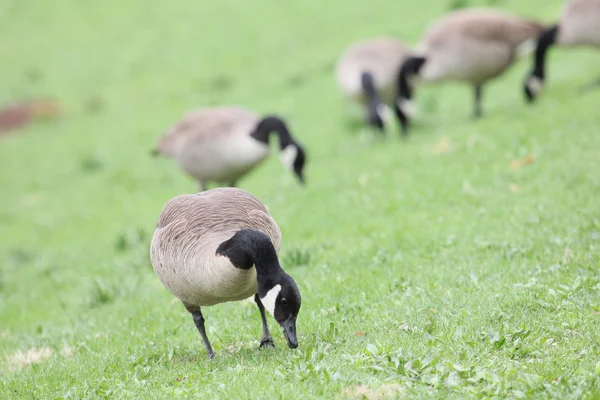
{"left": 281, "top": 316, "right": 298, "bottom": 349}
{"left": 367, "top": 116, "right": 386, "bottom": 134}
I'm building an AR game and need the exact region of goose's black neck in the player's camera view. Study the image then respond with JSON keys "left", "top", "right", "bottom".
{"left": 361, "top": 71, "right": 381, "bottom": 106}
{"left": 361, "top": 72, "right": 385, "bottom": 131}
{"left": 216, "top": 229, "right": 282, "bottom": 278}
{"left": 394, "top": 56, "right": 426, "bottom": 134}
{"left": 397, "top": 56, "right": 426, "bottom": 101}
{"left": 250, "top": 116, "right": 293, "bottom": 150}
{"left": 532, "top": 24, "right": 559, "bottom": 80}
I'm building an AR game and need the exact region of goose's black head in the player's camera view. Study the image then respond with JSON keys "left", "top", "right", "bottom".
{"left": 524, "top": 74, "right": 544, "bottom": 103}
{"left": 280, "top": 142, "right": 306, "bottom": 185}
{"left": 366, "top": 104, "right": 386, "bottom": 132}
{"left": 258, "top": 272, "right": 301, "bottom": 349}
{"left": 251, "top": 116, "right": 307, "bottom": 185}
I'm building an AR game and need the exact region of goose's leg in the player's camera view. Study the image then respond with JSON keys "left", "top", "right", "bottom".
{"left": 228, "top": 180, "right": 237, "bottom": 188}
{"left": 184, "top": 302, "right": 215, "bottom": 359}
{"left": 198, "top": 180, "right": 206, "bottom": 192}
{"left": 473, "top": 84, "right": 483, "bottom": 119}
{"left": 254, "top": 294, "right": 275, "bottom": 349}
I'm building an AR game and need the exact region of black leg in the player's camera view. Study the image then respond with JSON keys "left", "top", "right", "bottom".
{"left": 198, "top": 180, "right": 206, "bottom": 192}
{"left": 254, "top": 294, "right": 275, "bottom": 349}
{"left": 473, "top": 85, "right": 483, "bottom": 119}
{"left": 184, "top": 303, "right": 215, "bottom": 359}
{"left": 228, "top": 180, "right": 237, "bottom": 188}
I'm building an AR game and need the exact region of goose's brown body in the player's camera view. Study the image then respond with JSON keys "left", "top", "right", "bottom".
{"left": 154, "top": 107, "right": 270, "bottom": 184}
{"left": 150, "top": 188, "right": 281, "bottom": 307}
{"left": 416, "top": 9, "right": 544, "bottom": 84}
{"left": 555, "top": 0, "right": 600, "bottom": 47}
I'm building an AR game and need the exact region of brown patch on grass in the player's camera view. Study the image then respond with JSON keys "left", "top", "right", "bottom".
{"left": 6, "top": 347, "right": 53, "bottom": 371}
{"left": 61, "top": 344, "right": 75, "bottom": 358}
{"left": 510, "top": 154, "right": 535, "bottom": 169}
{"left": 342, "top": 383, "right": 404, "bottom": 399}
{"left": 0, "top": 98, "right": 61, "bottom": 135}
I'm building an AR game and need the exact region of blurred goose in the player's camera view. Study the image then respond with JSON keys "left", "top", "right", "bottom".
{"left": 153, "top": 106, "right": 307, "bottom": 191}
{"left": 394, "top": 8, "right": 544, "bottom": 134}
{"left": 524, "top": 0, "right": 600, "bottom": 101}
{"left": 150, "top": 188, "right": 302, "bottom": 359}
{"left": 335, "top": 37, "right": 412, "bottom": 132}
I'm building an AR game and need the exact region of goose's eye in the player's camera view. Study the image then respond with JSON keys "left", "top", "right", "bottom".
{"left": 281, "top": 298, "right": 288, "bottom": 306}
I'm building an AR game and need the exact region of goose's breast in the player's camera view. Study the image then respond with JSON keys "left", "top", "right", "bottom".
{"left": 421, "top": 38, "right": 513, "bottom": 83}
{"left": 154, "top": 251, "right": 258, "bottom": 307}
{"left": 178, "top": 133, "right": 270, "bottom": 182}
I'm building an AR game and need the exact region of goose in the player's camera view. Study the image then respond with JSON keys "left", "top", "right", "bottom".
{"left": 335, "top": 37, "right": 412, "bottom": 132}
{"left": 524, "top": 0, "right": 600, "bottom": 102}
{"left": 149, "top": 187, "right": 302, "bottom": 359}
{"left": 394, "top": 8, "right": 545, "bottom": 134}
{"left": 152, "top": 106, "right": 307, "bottom": 191}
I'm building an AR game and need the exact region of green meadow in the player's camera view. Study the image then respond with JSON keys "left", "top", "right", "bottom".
{"left": 1, "top": 0, "right": 599, "bottom": 398}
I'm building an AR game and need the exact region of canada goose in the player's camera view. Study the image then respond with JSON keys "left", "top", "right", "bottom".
{"left": 335, "top": 38, "right": 412, "bottom": 132}
{"left": 394, "top": 8, "right": 544, "bottom": 134}
{"left": 524, "top": 0, "right": 600, "bottom": 101}
{"left": 152, "top": 107, "right": 307, "bottom": 191}
{"left": 149, "top": 188, "right": 302, "bottom": 359}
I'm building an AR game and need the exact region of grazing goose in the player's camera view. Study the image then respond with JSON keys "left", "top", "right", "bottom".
{"left": 152, "top": 106, "right": 307, "bottom": 191}
{"left": 335, "top": 37, "right": 412, "bottom": 132}
{"left": 524, "top": 0, "right": 600, "bottom": 101}
{"left": 394, "top": 8, "right": 544, "bottom": 134}
{"left": 150, "top": 188, "right": 302, "bottom": 359}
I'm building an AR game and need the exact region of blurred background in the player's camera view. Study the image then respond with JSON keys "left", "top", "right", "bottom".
{"left": 1, "top": 0, "right": 599, "bottom": 397}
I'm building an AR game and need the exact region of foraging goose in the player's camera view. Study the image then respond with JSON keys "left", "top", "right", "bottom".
{"left": 152, "top": 106, "right": 307, "bottom": 191}
{"left": 335, "top": 37, "right": 412, "bottom": 132}
{"left": 150, "top": 188, "right": 302, "bottom": 359}
{"left": 524, "top": 0, "right": 600, "bottom": 101}
{"left": 394, "top": 8, "right": 544, "bottom": 134}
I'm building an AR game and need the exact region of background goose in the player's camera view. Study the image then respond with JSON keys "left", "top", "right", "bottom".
{"left": 524, "top": 0, "right": 600, "bottom": 101}
{"left": 394, "top": 8, "right": 544, "bottom": 134}
{"left": 149, "top": 188, "right": 302, "bottom": 359}
{"left": 335, "top": 37, "right": 412, "bottom": 132}
{"left": 152, "top": 106, "right": 307, "bottom": 191}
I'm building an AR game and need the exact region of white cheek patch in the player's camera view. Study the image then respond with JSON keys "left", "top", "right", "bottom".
{"left": 260, "top": 284, "right": 281, "bottom": 317}
{"left": 279, "top": 145, "right": 298, "bottom": 173}
{"left": 516, "top": 38, "right": 536, "bottom": 59}
{"left": 527, "top": 76, "right": 543, "bottom": 96}
{"left": 376, "top": 104, "right": 393, "bottom": 123}
{"left": 396, "top": 98, "right": 416, "bottom": 118}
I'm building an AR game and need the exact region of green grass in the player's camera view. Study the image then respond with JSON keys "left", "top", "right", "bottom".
{"left": 1, "top": 0, "right": 600, "bottom": 398}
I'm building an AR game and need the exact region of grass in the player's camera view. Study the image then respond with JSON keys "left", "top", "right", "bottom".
{"left": 1, "top": 0, "right": 600, "bottom": 398}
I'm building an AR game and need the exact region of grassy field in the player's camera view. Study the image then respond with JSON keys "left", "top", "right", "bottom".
{"left": 1, "top": 0, "right": 600, "bottom": 398}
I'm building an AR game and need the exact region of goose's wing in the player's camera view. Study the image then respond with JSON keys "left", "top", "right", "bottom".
{"left": 150, "top": 189, "right": 282, "bottom": 270}
{"left": 155, "top": 107, "right": 259, "bottom": 156}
